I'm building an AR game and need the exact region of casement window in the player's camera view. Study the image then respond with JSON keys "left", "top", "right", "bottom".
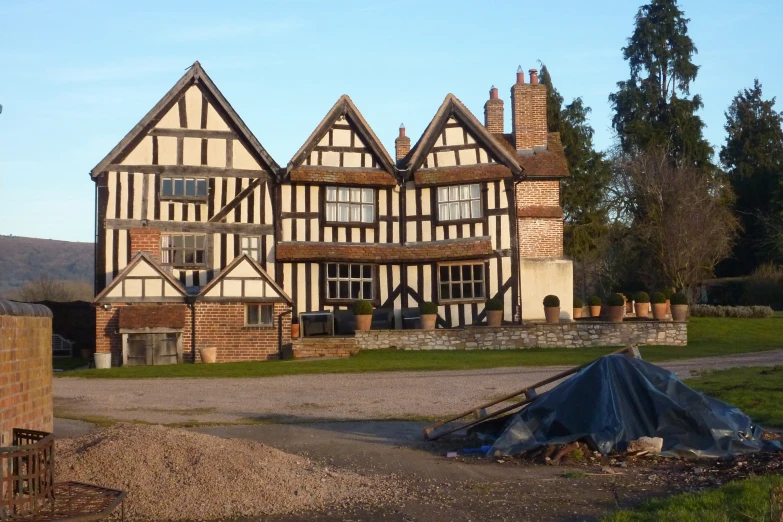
{"left": 245, "top": 304, "right": 273, "bottom": 327}
{"left": 325, "top": 263, "right": 374, "bottom": 300}
{"left": 438, "top": 262, "right": 486, "bottom": 302}
{"left": 437, "top": 184, "right": 481, "bottom": 221}
{"left": 161, "top": 176, "right": 208, "bottom": 200}
{"left": 325, "top": 187, "right": 374, "bottom": 224}
{"left": 160, "top": 234, "right": 207, "bottom": 267}
{"left": 240, "top": 236, "right": 262, "bottom": 262}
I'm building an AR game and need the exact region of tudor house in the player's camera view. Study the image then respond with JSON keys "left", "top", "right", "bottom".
{"left": 92, "top": 62, "right": 570, "bottom": 365}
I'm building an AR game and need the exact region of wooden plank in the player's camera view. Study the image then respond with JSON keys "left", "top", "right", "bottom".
{"left": 149, "top": 128, "right": 236, "bottom": 139}
{"left": 105, "top": 164, "right": 269, "bottom": 179}
{"left": 106, "top": 218, "right": 273, "bottom": 235}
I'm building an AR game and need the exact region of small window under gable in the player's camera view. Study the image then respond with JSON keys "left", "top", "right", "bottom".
{"left": 246, "top": 304, "right": 273, "bottom": 327}
{"left": 437, "top": 183, "right": 481, "bottom": 221}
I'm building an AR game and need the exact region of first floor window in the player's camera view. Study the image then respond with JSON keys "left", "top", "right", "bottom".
{"left": 438, "top": 262, "right": 485, "bottom": 302}
{"left": 161, "top": 176, "right": 207, "bottom": 199}
{"left": 326, "top": 263, "right": 373, "bottom": 300}
{"left": 325, "top": 187, "right": 374, "bottom": 223}
{"left": 438, "top": 183, "right": 481, "bottom": 221}
{"left": 246, "top": 304, "right": 273, "bottom": 326}
{"left": 240, "top": 236, "right": 262, "bottom": 261}
{"left": 161, "top": 234, "right": 207, "bottom": 267}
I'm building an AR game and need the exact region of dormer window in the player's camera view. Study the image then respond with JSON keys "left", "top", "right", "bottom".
{"left": 325, "top": 187, "right": 374, "bottom": 223}
{"left": 438, "top": 184, "right": 481, "bottom": 221}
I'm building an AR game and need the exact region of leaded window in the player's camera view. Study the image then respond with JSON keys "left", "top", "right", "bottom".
{"left": 160, "top": 234, "right": 207, "bottom": 267}
{"left": 325, "top": 187, "right": 374, "bottom": 223}
{"left": 437, "top": 183, "right": 481, "bottom": 221}
{"left": 246, "top": 304, "right": 273, "bottom": 326}
{"left": 438, "top": 262, "right": 485, "bottom": 302}
{"left": 325, "top": 263, "right": 374, "bottom": 300}
{"left": 161, "top": 176, "right": 207, "bottom": 199}
{"left": 240, "top": 236, "right": 262, "bottom": 261}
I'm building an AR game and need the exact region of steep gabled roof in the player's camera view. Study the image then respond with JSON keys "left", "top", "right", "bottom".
{"left": 93, "top": 252, "right": 187, "bottom": 303}
{"left": 198, "top": 253, "right": 293, "bottom": 304}
{"left": 402, "top": 94, "right": 522, "bottom": 176}
{"left": 285, "top": 95, "right": 396, "bottom": 176}
{"left": 90, "top": 61, "right": 280, "bottom": 178}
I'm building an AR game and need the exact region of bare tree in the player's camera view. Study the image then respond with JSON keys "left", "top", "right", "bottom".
{"left": 9, "top": 275, "right": 91, "bottom": 302}
{"left": 610, "top": 148, "right": 739, "bottom": 290}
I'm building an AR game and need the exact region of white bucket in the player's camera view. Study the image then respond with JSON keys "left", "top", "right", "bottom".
{"left": 94, "top": 353, "right": 112, "bottom": 369}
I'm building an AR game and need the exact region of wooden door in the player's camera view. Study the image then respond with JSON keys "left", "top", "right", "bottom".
{"left": 125, "top": 333, "right": 181, "bottom": 366}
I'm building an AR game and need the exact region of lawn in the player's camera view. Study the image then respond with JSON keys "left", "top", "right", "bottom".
{"left": 60, "top": 316, "right": 783, "bottom": 379}
{"left": 685, "top": 365, "right": 783, "bottom": 428}
{"left": 602, "top": 474, "right": 783, "bottom": 522}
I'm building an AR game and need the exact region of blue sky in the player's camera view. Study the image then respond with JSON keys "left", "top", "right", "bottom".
{"left": 1, "top": 0, "right": 781, "bottom": 242}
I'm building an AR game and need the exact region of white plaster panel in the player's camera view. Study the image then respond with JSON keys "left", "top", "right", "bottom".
{"left": 405, "top": 182, "right": 416, "bottom": 215}
{"left": 392, "top": 222, "right": 399, "bottom": 243}
{"left": 124, "top": 279, "right": 142, "bottom": 297}
{"left": 317, "top": 133, "right": 329, "bottom": 147}
{"left": 519, "top": 259, "right": 573, "bottom": 321}
{"left": 366, "top": 229, "right": 374, "bottom": 243}
{"left": 321, "top": 151, "right": 340, "bottom": 167}
{"left": 283, "top": 264, "right": 293, "bottom": 302}
{"left": 184, "top": 86, "right": 202, "bottom": 129}
{"left": 426, "top": 153, "right": 435, "bottom": 167}
{"left": 500, "top": 187, "right": 509, "bottom": 209}
{"left": 117, "top": 230, "right": 128, "bottom": 270}
{"left": 156, "top": 105, "right": 180, "bottom": 128}
{"left": 458, "top": 148, "right": 477, "bottom": 165}
{"left": 183, "top": 137, "right": 201, "bottom": 166}
{"left": 223, "top": 279, "right": 242, "bottom": 296}
{"left": 310, "top": 264, "right": 318, "bottom": 311}
{"left": 500, "top": 216, "right": 511, "bottom": 249}
{"left": 421, "top": 188, "right": 431, "bottom": 215}
{"left": 435, "top": 226, "right": 444, "bottom": 241}
{"left": 489, "top": 258, "right": 499, "bottom": 296}
{"left": 444, "top": 127, "right": 464, "bottom": 146}
{"left": 309, "top": 151, "right": 318, "bottom": 165}
{"left": 436, "top": 151, "right": 456, "bottom": 167}
{"left": 106, "top": 285, "right": 122, "bottom": 298}
{"left": 206, "top": 102, "right": 230, "bottom": 131}
{"left": 296, "top": 220, "right": 306, "bottom": 241}
{"left": 364, "top": 153, "right": 373, "bottom": 167}
{"left": 343, "top": 152, "right": 362, "bottom": 167}
{"left": 502, "top": 257, "right": 513, "bottom": 321}
{"left": 212, "top": 234, "right": 222, "bottom": 269}
{"left": 332, "top": 128, "right": 351, "bottom": 146}
{"left": 478, "top": 148, "right": 489, "bottom": 164}
{"left": 233, "top": 140, "right": 261, "bottom": 170}
{"left": 205, "top": 285, "right": 221, "bottom": 297}
{"left": 144, "top": 279, "right": 162, "bottom": 297}
{"left": 207, "top": 139, "right": 226, "bottom": 168}
{"left": 488, "top": 216, "right": 497, "bottom": 249}
{"left": 324, "top": 228, "right": 333, "bottom": 242}
{"left": 158, "top": 136, "right": 178, "bottom": 165}
{"left": 173, "top": 204, "right": 183, "bottom": 223}
{"left": 106, "top": 172, "right": 117, "bottom": 219}
{"left": 309, "top": 186, "right": 319, "bottom": 212}
{"left": 121, "top": 136, "right": 153, "bottom": 165}
{"left": 132, "top": 173, "right": 143, "bottom": 218}
{"left": 118, "top": 172, "right": 128, "bottom": 219}
{"left": 421, "top": 225, "right": 431, "bottom": 242}
{"left": 296, "top": 264, "right": 307, "bottom": 312}
{"left": 379, "top": 266, "right": 388, "bottom": 302}
{"left": 337, "top": 228, "right": 346, "bottom": 242}
{"left": 244, "top": 279, "right": 264, "bottom": 297}
{"left": 406, "top": 222, "right": 416, "bottom": 242}
{"left": 447, "top": 118, "right": 457, "bottom": 124}
{"left": 129, "top": 261, "right": 158, "bottom": 277}
{"left": 231, "top": 259, "right": 259, "bottom": 278}
{"left": 282, "top": 220, "right": 292, "bottom": 241}
{"left": 146, "top": 174, "right": 155, "bottom": 219}
{"left": 466, "top": 133, "right": 475, "bottom": 145}
{"left": 265, "top": 185, "right": 274, "bottom": 224}
{"left": 423, "top": 265, "right": 432, "bottom": 302}
{"left": 354, "top": 134, "right": 365, "bottom": 148}
{"left": 281, "top": 185, "right": 291, "bottom": 212}
{"left": 487, "top": 182, "right": 496, "bottom": 209}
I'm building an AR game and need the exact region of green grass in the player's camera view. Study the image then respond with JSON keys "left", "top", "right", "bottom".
{"left": 602, "top": 474, "right": 783, "bottom": 521}
{"left": 685, "top": 366, "right": 783, "bottom": 428}
{"left": 53, "top": 357, "right": 89, "bottom": 371}
{"left": 60, "top": 317, "right": 783, "bottom": 379}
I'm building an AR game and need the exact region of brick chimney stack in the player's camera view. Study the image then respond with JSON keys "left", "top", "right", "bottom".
{"left": 395, "top": 124, "right": 411, "bottom": 163}
{"left": 484, "top": 86, "right": 504, "bottom": 134}
{"left": 129, "top": 227, "right": 161, "bottom": 261}
{"left": 511, "top": 66, "right": 548, "bottom": 152}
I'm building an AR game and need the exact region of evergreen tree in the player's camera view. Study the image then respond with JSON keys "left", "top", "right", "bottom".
{"left": 609, "top": 0, "right": 713, "bottom": 166}
{"left": 720, "top": 79, "right": 783, "bottom": 274}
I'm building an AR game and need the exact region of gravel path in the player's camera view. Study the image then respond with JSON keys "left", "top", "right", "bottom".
{"left": 54, "top": 350, "right": 783, "bottom": 425}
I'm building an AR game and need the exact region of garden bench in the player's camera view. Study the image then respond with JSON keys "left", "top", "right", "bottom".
{"left": 0, "top": 429, "right": 125, "bottom": 521}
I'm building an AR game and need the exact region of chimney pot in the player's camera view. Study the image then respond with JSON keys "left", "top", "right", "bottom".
{"left": 489, "top": 86, "right": 498, "bottom": 99}
{"left": 516, "top": 65, "right": 525, "bottom": 85}
{"left": 529, "top": 69, "right": 539, "bottom": 85}
{"left": 398, "top": 124, "right": 406, "bottom": 137}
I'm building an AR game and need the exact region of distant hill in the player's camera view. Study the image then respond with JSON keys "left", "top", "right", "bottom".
{"left": 0, "top": 235, "right": 93, "bottom": 298}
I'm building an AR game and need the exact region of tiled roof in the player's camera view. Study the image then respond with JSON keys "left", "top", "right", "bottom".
{"left": 491, "top": 132, "right": 569, "bottom": 178}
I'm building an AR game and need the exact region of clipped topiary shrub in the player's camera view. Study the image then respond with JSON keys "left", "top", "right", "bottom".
{"left": 543, "top": 295, "right": 560, "bottom": 307}
{"left": 485, "top": 298, "right": 503, "bottom": 311}
{"left": 651, "top": 292, "right": 667, "bottom": 304}
{"left": 689, "top": 304, "right": 773, "bottom": 318}
{"left": 607, "top": 293, "right": 625, "bottom": 307}
{"left": 573, "top": 297, "right": 584, "bottom": 308}
{"left": 670, "top": 292, "right": 688, "bottom": 305}
{"left": 419, "top": 301, "right": 438, "bottom": 315}
{"left": 662, "top": 289, "right": 674, "bottom": 300}
{"left": 634, "top": 291, "right": 650, "bottom": 303}
{"left": 589, "top": 296, "right": 601, "bottom": 306}
{"left": 353, "top": 299, "right": 373, "bottom": 315}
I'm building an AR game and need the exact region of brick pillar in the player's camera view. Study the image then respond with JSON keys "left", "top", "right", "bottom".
{"left": 129, "top": 227, "right": 161, "bottom": 260}
{"left": 484, "top": 86, "right": 504, "bottom": 133}
{"left": 395, "top": 124, "right": 411, "bottom": 163}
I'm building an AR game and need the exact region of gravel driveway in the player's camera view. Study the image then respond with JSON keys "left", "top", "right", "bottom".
{"left": 54, "top": 350, "right": 783, "bottom": 425}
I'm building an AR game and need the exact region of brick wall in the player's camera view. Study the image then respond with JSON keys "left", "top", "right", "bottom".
{"left": 484, "top": 96, "right": 504, "bottom": 134}
{"left": 194, "top": 302, "right": 290, "bottom": 362}
{"left": 511, "top": 81, "right": 547, "bottom": 152}
{"left": 0, "top": 301, "right": 53, "bottom": 445}
{"left": 516, "top": 179, "right": 563, "bottom": 258}
{"left": 516, "top": 180, "right": 560, "bottom": 206}
{"left": 129, "top": 227, "right": 160, "bottom": 259}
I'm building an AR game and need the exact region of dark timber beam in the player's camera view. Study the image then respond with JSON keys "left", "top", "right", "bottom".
{"left": 106, "top": 218, "right": 273, "bottom": 235}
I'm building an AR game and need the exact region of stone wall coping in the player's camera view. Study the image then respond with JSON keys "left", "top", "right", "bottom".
{"left": 293, "top": 336, "right": 357, "bottom": 344}
{"left": 0, "top": 299, "right": 52, "bottom": 318}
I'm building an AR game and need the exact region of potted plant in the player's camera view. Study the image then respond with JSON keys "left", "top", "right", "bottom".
{"left": 543, "top": 295, "right": 560, "bottom": 324}
{"left": 623, "top": 291, "right": 634, "bottom": 313}
{"left": 589, "top": 296, "right": 601, "bottom": 317}
{"left": 607, "top": 293, "right": 625, "bottom": 322}
{"left": 663, "top": 288, "right": 674, "bottom": 316}
{"left": 420, "top": 301, "right": 438, "bottom": 330}
{"left": 651, "top": 292, "right": 667, "bottom": 320}
{"left": 199, "top": 346, "right": 217, "bottom": 363}
{"left": 354, "top": 300, "right": 374, "bottom": 331}
{"left": 485, "top": 298, "right": 503, "bottom": 327}
{"left": 670, "top": 292, "right": 688, "bottom": 322}
{"left": 634, "top": 291, "right": 650, "bottom": 318}
{"left": 573, "top": 297, "right": 584, "bottom": 319}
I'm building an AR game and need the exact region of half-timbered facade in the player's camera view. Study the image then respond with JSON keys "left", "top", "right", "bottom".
{"left": 92, "top": 63, "right": 571, "bottom": 365}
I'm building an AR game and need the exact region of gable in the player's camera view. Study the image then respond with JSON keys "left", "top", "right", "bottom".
{"left": 199, "top": 255, "right": 292, "bottom": 303}
{"left": 97, "top": 254, "right": 186, "bottom": 302}
{"left": 421, "top": 117, "right": 499, "bottom": 169}
{"left": 302, "top": 114, "right": 384, "bottom": 169}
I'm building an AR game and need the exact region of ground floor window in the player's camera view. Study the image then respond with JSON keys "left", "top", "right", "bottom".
{"left": 438, "top": 262, "right": 485, "bottom": 302}
{"left": 240, "top": 236, "right": 262, "bottom": 261}
{"left": 246, "top": 304, "right": 274, "bottom": 326}
{"left": 325, "top": 263, "right": 374, "bottom": 300}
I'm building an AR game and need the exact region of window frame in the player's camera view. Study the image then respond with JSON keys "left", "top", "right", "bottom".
{"left": 434, "top": 182, "right": 483, "bottom": 225}
{"left": 160, "top": 233, "right": 208, "bottom": 269}
{"left": 436, "top": 261, "right": 487, "bottom": 304}
{"left": 160, "top": 175, "right": 209, "bottom": 202}
{"left": 239, "top": 235, "right": 263, "bottom": 262}
{"left": 323, "top": 186, "right": 377, "bottom": 227}
{"left": 322, "top": 262, "right": 379, "bottom": 305}
{"left": 245, "top": 303, "right": 274, "bottom": 327}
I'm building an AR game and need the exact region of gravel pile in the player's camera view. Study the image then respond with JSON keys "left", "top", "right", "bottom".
{"left": 56, "top": 424, "right": 403, "bottom": 521}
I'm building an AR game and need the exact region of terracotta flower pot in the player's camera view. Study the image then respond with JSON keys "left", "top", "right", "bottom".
{"left": 625, "top": 300, "right": 634, "bottom": 313}
{"left": 671, "top": 305, "right": 688, "bottom": 322}
{"left": 291, "top": 323, "right": 300, "bottom": 339}
{"left": 486, "top": 310, "right": 503, "bottom": 327}
{"left": 590, "top": 305, "right": 601, "bottom": 318}
{"left": 544, "top": 307, "right": 560, "bottom": 324}
{"left": 634, "top": 302, "right": 649, "bottom": 318}
{"left": 355, "top": 315, "right": 372, "bottom": 331}
{"left": 652, "top": 303, "right": 667, "bottom": 320}
{"left": 608, "top": 305, "right": 624, "bottom": 323}
{"left": 573, "top": 307, "right": 583, "bottom": 319}
{"left": 421, "top": 314, "right": 437, "bottom": 330}
{"left": 199, "top": 347, "right": 217, "bottom": 364}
